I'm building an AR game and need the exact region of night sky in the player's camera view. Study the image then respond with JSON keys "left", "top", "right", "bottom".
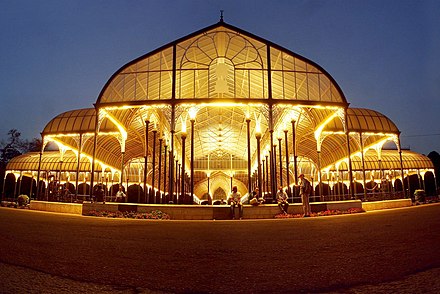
{"left": 1, "top": 0, "right": 439, "bottom": 155}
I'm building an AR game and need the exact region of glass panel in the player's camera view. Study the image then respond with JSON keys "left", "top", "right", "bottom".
{"left": 147, "top": 72, "right": 160, "bottom": 100}
{"left": 235, "top": 69, "right": 249, "bottom": 98}
{"left": 195, "top": 69, "right": 209, "bottom": 98}
{"left": 135, "top": 72, "right": 148, "bottom": 101}
{"left": 330, "top": 84, "right": 341, "bottom": 102}
{"left": 282, "top": 53, "right": 295, "bottom": 71}
{"left": 270, "top": 48, "right": 283, "bottom": 70}
{"left": 123, "top": 74, "right": 136, "bottom": 101}
{"left": 320, "top": 74, "right": 331, "bottom": 101}
{"left": 160, "top": 71, "right": 172, "bottom": 99}
{"left": 179, "top": 70, "right": 194, "bottom": 98}
{"left": 249, "top": 70, "right": 264, "bottom": 98}
{"left": 295, "top": 58, "right": 307, "bottom": 72}
{"left": 308, "top": 73, "right": 319, "bottom": 101}
{"left": 296, "top": 72, "right": 308, "bottom": 100}
{"left": 271, "top": 71, "right": 283, "bottom": 99}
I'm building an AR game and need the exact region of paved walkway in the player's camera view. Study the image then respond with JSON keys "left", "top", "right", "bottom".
{"left": 0, "top": 203, "right": 439, "bottom": 293}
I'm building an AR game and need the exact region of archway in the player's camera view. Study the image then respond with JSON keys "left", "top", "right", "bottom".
{"left": 213, "top": 187, "right": 227, "bottom": 203}
{"left": 424, "top": 171, "right": 436, "bottom": 196}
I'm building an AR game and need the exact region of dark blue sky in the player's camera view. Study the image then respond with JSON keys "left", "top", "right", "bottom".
{"left": 1, "top": 0, "right": 439, "bottom": 154}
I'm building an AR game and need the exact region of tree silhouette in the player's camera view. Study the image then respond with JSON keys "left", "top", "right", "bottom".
{"left": 428, "top": 151, "right": 440, "bottom": 188}
{"left": 0, "top": 129, "right": 41, "bottom": 199}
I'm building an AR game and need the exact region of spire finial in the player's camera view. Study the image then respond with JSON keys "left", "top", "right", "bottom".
{"left": 220, "top": 10, "right": 224, "bottom": 22}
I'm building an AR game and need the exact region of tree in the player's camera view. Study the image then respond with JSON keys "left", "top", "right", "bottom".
{"left": 0, "top": 129, "right": 42, "bottom": 199}
{"left": 428, "top": 151, "right": 440, "bottom": 188}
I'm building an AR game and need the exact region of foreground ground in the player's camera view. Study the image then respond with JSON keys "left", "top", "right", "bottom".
{"left": 0, "top": 203, "right": 439, "bottom": 293}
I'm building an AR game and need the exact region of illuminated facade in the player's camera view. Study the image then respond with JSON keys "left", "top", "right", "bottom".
{"left": 4, "top": 20, "right": 436, "bottom": 203}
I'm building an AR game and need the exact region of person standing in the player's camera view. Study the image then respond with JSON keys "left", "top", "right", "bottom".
{"left": 276, "top": 186, "right": 289, "bottom": 214}
{"left": 299, "top": 174, "right": 312, "bottom": 217}
{"left": 227, "top": 186, "right": 243, "bottom": 219}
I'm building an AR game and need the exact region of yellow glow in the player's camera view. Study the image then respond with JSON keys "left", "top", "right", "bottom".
{"left": 277, "top": 131, "right": 283, "bottom": 140}
{"left": 188, "top": 106, "right": 198, "bottom": 120}
{"left": 181, "top": 117, "right": 187, "bottom": 134}
{"left": 102, "top": 105, "right": 140, "bottom": 111}
{"left": 101, "top": 109, "right": 127, "bottom": 140}
{"left": 245, "top": 106, "right": 251, "bottom": 119}
{"left": 314, "top": 112, "right": 339, "bottom": 141}
{"left": 255, "top": 118, "right": 262, "bottom": 138}
{"left": 46, "top": 137, "right": 119, "bottom": 173}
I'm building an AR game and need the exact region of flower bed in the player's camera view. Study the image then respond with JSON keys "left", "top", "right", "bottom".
{"left": 274, "top": 207, "right": 365, "bottom": 218}
{"left": 85, "top": 209, "right": 170, "bottom": 220}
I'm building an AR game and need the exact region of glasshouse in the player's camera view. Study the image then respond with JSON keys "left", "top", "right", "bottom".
{"left": 3, "top": 20, "right": 437, "bottom": 205}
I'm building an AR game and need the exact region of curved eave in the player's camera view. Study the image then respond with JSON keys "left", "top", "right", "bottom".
{"left": 42, "top": 108, "right": 119, "bottom": 136}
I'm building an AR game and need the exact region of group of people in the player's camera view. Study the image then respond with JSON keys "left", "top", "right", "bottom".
{"left": 227, "top": 173, "right": 312, "bottom": 219}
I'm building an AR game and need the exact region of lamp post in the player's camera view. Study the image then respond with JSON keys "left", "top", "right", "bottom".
{"left": 144, "top": 119, "right": 150, "bottom": 203}
{"left": 291, "top": 120, "right": 298, "bottom": 185}
{"left": 175, "top": 159, "right": 179, "bottom": 203}
{"left": 152, "top": 126, "right": 157, "bottom": 203}
{"left": 278, "top": 134, "right": 282, "bottom": 188}
{"left": 262, "top": 157, "right": 265, "bottom": 197}
{"left": 207, "top": 173, "right": 211, "bottom": 204}
{"left": 272, "top": 142, "right": 277, "bottom": 192}
{"left": 246, "top": 118, "right": 252, "bottom": 198}
{"left": 158, "top": 136, "right": 163, "bottom": 203}
{"left": 181, "top": 125, "right": 187, "bottom": 204}
{"left": 163, "top": 141, "right": 168, "bottom": 202}
{"left": 255, "top": 129, "right": 262, "bottom": 197}
{"left": 190, "top": 116, "right": 195, "bottom": 205}
{"left": 265, "top": 153, "right": 269, "bottom": 198}
{"left": 284, "top": 129, "right": 290, "bottom": 196}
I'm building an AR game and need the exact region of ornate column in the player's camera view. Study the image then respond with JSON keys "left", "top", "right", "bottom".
{"left": 158, "top": 136, "right": 163, "bottom": 202}
{"left": 262, "top": 157, "right": 266, "bottom": 196}
{"left": 268, "top": 105, "right": 276, "bottom": 202}
{"left": 397, "top": 136, "right": 406, "bottom": 198}
{"left": 190, "top": 116, "right": 195, "bottom": 205}
{"left": 75, "top": 134, "right": 82, "bottom": 197}
{"left": 152, "top": 126, "right": 157, "bottom": 203}
{"left": 284, "top": 129, "right": 290, "bottom": 195}
{"left": 144, "top": 119, "right": 150, "bottom": 203}
{"left": 163, "top": 141, "right": 168, "bottom": 201}
{"left": 273, "top": 142, "right": 277, "bottom": 191}
{"left": 90, "top": 108, "right": 103, "bottom": 198}
{"left": 344, "top": 109, "right": 355, "bottom": 199}
{"left": 359, "top": 132, "right": 367, "bottom": 200}
{"left": 265, "top": 154, "right": 269, "bottom": 197}
{"left": 36, "top": 136, "right": 44, "bottom": 200}
{"left": 255, "top": 129, "right": 262, "bottom": 197}
{"left": 180, "top": 127, "right": 187, "bottom": 204}
{"left": 246, "top": 118, "right": 252, "bottom": 197}
{"left": 169, "top": 105, "right": 176, "bottom": 202}
{"left": 291, "top": 120, "right": 298, "bottom": 185}
{"left": 278, "top": 135, "right": 283, "bottom": 188}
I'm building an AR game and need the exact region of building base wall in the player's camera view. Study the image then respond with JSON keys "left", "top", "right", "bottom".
{"left": 362, "top": 199, "right": 412, "bottom": 211}
{"left": 28, "top": 199, "right": 411, "bottom": 219}
{"left": 30, "top": 201, "right": 83, "bottom": 215}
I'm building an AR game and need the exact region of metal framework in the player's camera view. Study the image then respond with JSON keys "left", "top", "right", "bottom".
{"left": 4, "top": 20, "right": 435, "bottom": 203}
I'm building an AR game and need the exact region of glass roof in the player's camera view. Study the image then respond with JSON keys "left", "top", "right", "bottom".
{"left": 6, "top": 151, "right": 101, "bottom": 172}
{"left": 97, "top": 22, "right": 346, "bottom": 105}
{"left": 43, "top": 108, "right": 118, "bottom": 135}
